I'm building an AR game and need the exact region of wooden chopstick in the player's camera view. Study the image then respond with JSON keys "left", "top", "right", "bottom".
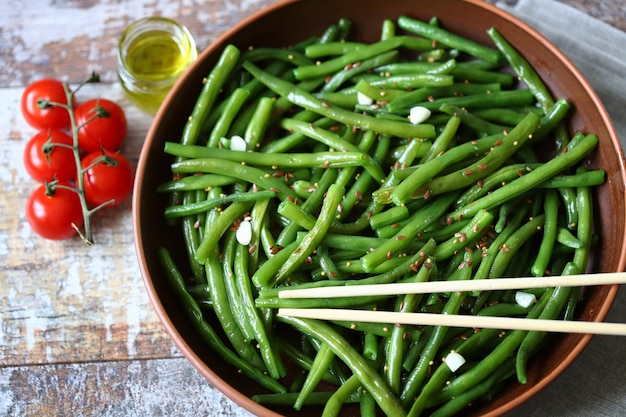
{"left": 277, "top": 308, "right": 626, "bottom": 336}
{"left": 277, "top": 272, "right": 626, "bottom": 299}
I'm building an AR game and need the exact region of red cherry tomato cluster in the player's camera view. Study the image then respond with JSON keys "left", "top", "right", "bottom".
{"left": 21, "top": 78, "right": 134, "bottom": 242}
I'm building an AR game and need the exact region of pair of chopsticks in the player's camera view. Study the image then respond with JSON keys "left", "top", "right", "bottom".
{"left": 276, "top": 272, "right": 626, "bottom": 336}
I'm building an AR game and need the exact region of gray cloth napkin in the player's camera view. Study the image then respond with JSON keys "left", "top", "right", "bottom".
{"left": 496, "top": 2, "right": 626, "bottom": 416}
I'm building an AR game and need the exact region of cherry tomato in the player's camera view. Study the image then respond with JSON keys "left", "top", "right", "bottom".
{"left": 23, "top": 129, "right": 77, "bottom": 183}
{"left": 81, "top": 150, "right": 134, "bottom": 208}
{"left": 25, "top": 182, "right": 84, "bottom": 240}
{"left": 21, "top": 79, "right": 73, "bottom": 130}
{"left": 75, "top": 98, "right": 127, "bottom": 153}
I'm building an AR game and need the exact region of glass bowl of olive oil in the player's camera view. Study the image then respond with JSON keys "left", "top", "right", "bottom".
{"left": 117, "top": 16, "right": 198, "bottom": 115}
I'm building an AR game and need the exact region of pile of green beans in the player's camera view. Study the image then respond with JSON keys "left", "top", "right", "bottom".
{"left": 156, "top": 14, "right": 604, "bottom": 417}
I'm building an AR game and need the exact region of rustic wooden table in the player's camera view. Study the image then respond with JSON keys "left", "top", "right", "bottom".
{"left": 1, "top": 0, "right": 625, "bottom": 416}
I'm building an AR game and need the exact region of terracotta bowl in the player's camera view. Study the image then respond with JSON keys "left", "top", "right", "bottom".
{"left": 133, "top": 0, "right": 626, "bottom": 415}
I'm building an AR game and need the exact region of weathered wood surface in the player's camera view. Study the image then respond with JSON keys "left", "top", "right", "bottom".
{"left": 1, "top": 0, "right": 625, "bottom": 416}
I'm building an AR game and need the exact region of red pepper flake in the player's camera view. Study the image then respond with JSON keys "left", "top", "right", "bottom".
{"left": 517, "top": 168, "right": 525, "bottom": 177}
{"left": 561, "top": 146, "right": 569, "bottom": 154}
{"left": 248, "top": 245, "right": 256, "bottom": 255}
{"left": 344, "top": 63, "right": 353, "bottom": 71}
{"left": 427, "top": 95, "right": 435, "bottom": 102}
{"left": 396, "top": 235, "right": 406, "bottom": 240}
{"left": 446, "top": 216, "right": 454, "bottom": 226}
{"left": 269, "top": 187, "right": 280, "bottom": 193}
{"left": 355, "top": 190, "right": 363, "bottom": 200}
{"left": 463, "top": 169, "right": 474, "bottom": 176}
{"left": 194, "top": 220, "right": 201, "bottom": 229}
{"left": 477, "top": 164, "right": 488, "bottom": 171}
{"left": 325, "top": 75, "right": 332, "bottom": 83}
{"left": 494, "top": 139, "right": 503, "bottom": 146}
{"left": 502, "top": 129, "right": 509, "bottom": 135}
{"left": 329, "top": 271, "right": 338, "bottom": 278}
{"left": 387, "top": 251, "right": 393, "bottom": 260}
{"left": 322, "top": 101, "right": 331, "bottom": 108}
{"left": 477, "top": 179, "right": 484, "bottom": 188}
{"left": 473, "top": 223, "right": 480, "bottom": 233}
{"left": 272, "top": 171, "right": 284, "bottom": 178}
{"left": 424, "top": 189, "right": 432, "bottom": 199}
{"left": 323, "top": 161, "right": 330, "bottom": 169}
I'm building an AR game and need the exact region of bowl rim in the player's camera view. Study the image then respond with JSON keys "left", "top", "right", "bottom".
{"left": 132, "top": 0, "right": 626, "bottom": 416}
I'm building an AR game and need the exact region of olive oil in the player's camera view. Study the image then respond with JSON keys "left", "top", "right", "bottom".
{"left": 117, "top": 17, "right": 197, "bottom": 114}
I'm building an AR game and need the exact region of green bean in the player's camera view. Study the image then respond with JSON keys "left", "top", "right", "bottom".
{"left": 170, "top": 157, "right": 297, "bottom": 202}
{"left": 487, "top": 27, "right": 570, "bottom": 149}
{"left": 322, "top": 50, "right": 399, "bottom": 92}
{"left": 165, "top": 189, "right": 276, "bottom": 218}
{"left": 572, "top": 167, "right": 594, "bottom": 272}
{"left": 221, "top": 231, "right": 255, "bottom": 341}
{"left": 206, "top": 87, "right": 251, "bottom": 148}
{"left": 488, "top": 214, "right": 545, "bottom": 279}
{"left": 194, "top": 200, "right": 252, "bottom": 264}
{"left": 205, "top": 246, "right": 265, "bottom": 369}
{"left": 361, "top": 192, "right": 457, "bottom": 272}
{"left": 276, "top": 167, "right": 339, "bottom": 247}
{"left": 376, "top": 59, "right": 457, "bottom": 76}
{"left": 243, "top": 47, "right": 314, "bottom": 67}
{"left": 322, "top": 374, "right": 363, "bottom": 417}
{"left": 438, "top": 288, "right": 552, "bottom": 400}
{"left": 157, "top": 173, "right": 237, "bottom": 193}
{"left": 447, "top": 133, "right": 598, "bottom": 221}
{"left": 452, "top": 67, "right": 514, "bottom": 86}
{"left": 295, "top": 36, "right": 434, "bottom": 80}
{"left": 516, "top": 264, "right": 577, "bottom": 384}
{"left": 392, "top": 108, "right": 540, "bottom": 202}
{"left": 373, "top": 133, "right": 505, "bottom": 205}
{"left": 400, "top": 252, "right": 474, "bottom": 407}
{"left": 304, "top": 41, "right": 367, "bottom": 58}
{"left": 401, "top": 89, "right": 535, "bottom": 114}
{"left": 269, "top": 184, "right": 345, "bottom": 286}
{"left": 432, "top": 209, "right": 495, "bottom": 261}
{"left": 454, "top": 163, "right": 538, "bottom": 209}
{"left": 556, "top": 226, "right": 583, "bottom": 249}
{"left": 181, "top": 44, "right": 241, "bottom": 148}
{"left": 243, "top": 96, "right": 274, "bottom": 150}
{"left": 243, "top": 60, "right": 437, "bottom": 139}
{"left": 181, "top": 191, "right": 205, "bottom": 283}
{"left": 530, "top": 190, "right": 559, "bottom": 276}
{"left": 418, "top": 119, "right": 459, "bottom": 163}
{"left": 166, "top": 142, "right": 381, "bottom": 181}
{"left": 398, "top": 16, "right": 501, "bottom": 63}
{"left": 234, "top": 243, "right": 286, "bottom": 379}
{"left": 351, "top": 73, "right": 455, "bottom": 90}
{"left": 438, "top": 102, "right": 509, "bottom": 136}
{"left": 295, "top": 343, "right": 337, "bottom": 410}
{"left": 157, "top": 247, "right": 286, "bottom": 393}
{"left": 428, "top": 358, "right": 516, "bottom": 417}
{"left": 386, "top": 257, "right": 435, "bottom": 394}
{"left": 386, "top": 83, "right": 501, "bottom": 114}
{"left": 541, "top": 170, "right": 605, "bottom": 188}
{"left": 280, "top": 316, "right": 407, "bottom": 417}
{"left": 472, "top": 106, "right": 543, "bottom": 126}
